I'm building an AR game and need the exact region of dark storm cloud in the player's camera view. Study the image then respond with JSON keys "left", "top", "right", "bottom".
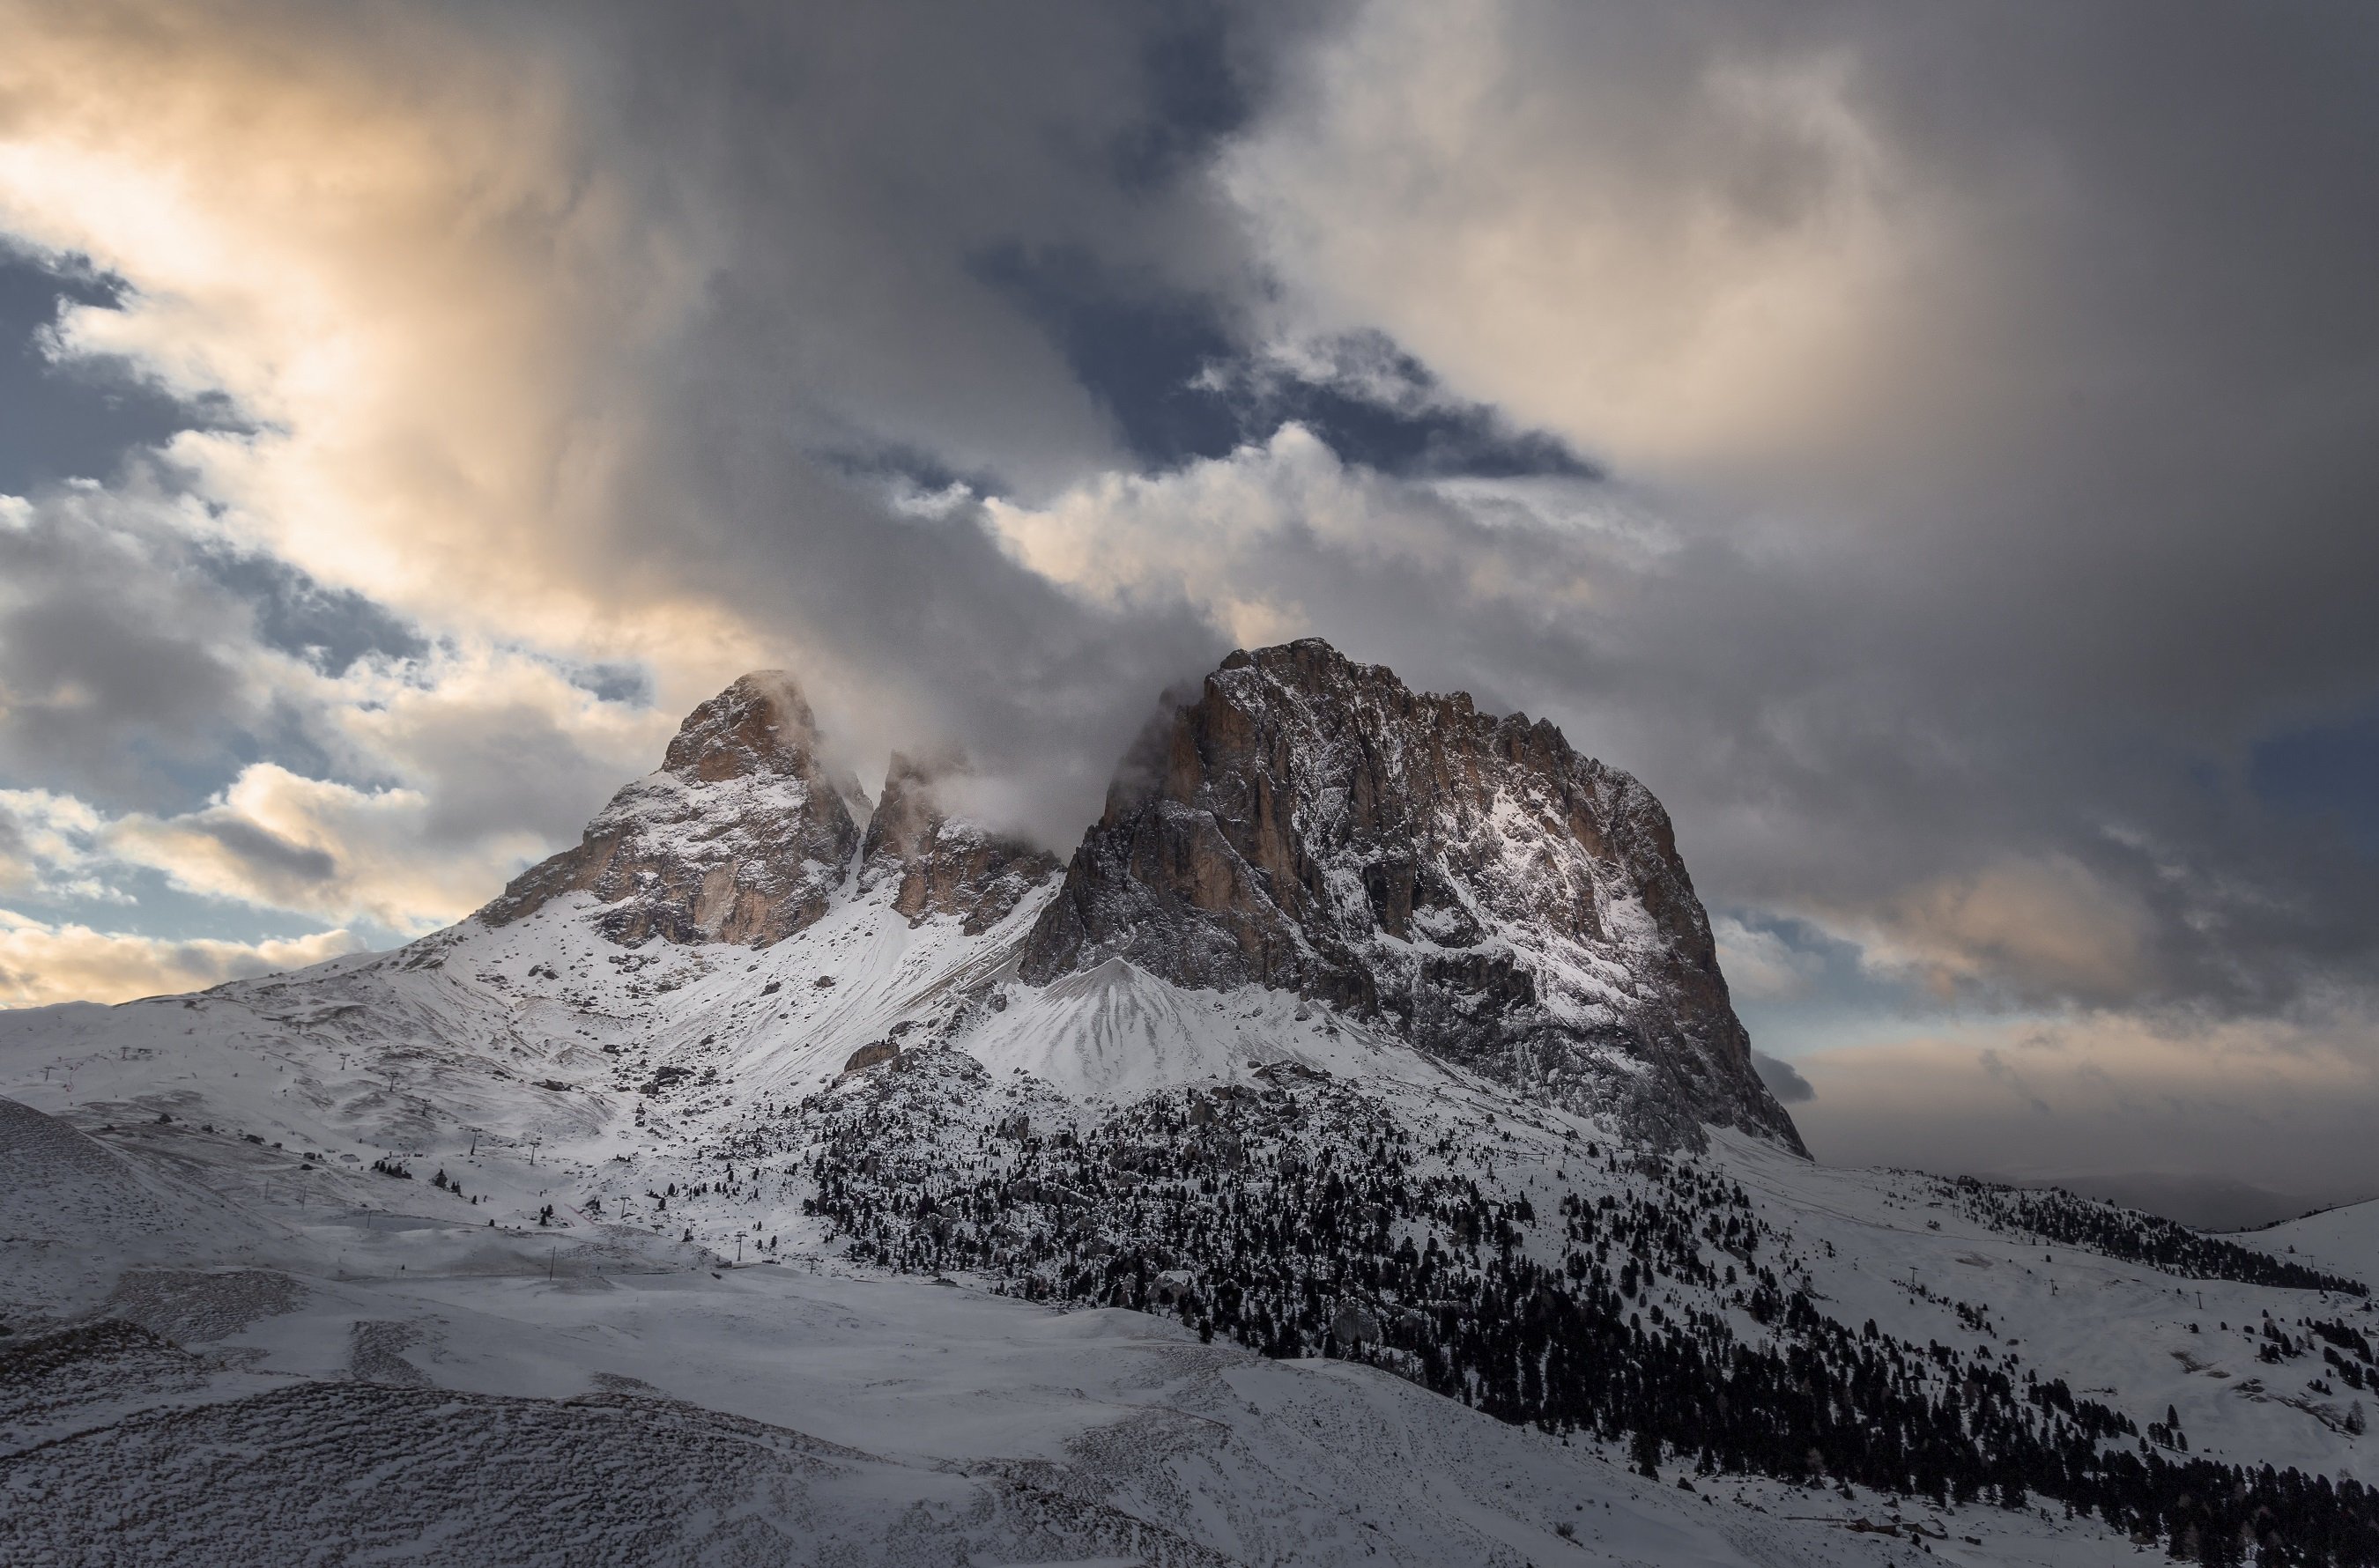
{"left": 619, "top": 403, "right": 1230, "bottom": 846}
{"left": 9, "top": 0, "right": 2372, "bottom": 1010}
{"left": 177, "top": 815, "right": 337, "bottom": 885}
{"left": 1108, "top": 7, "right": 1261, "bottom": 192}
{"left": 0, "top": 490, "right": 263, "bottom": 807}
{"left": 518, "top": 0, "right": 2379, "bottom": 1000}
{"left": 0, "top": 0, "right": 1308, "bottom": 847}
{"left": 1750, "top": 1051, "right": 1814, "bottom": 1105}
{"left": 1199, "top": 0, "right": 2379, "bottom": 1032}
{"left": 420, "top": 0, "right": 1319, "bottom": 835}
{"left": 5, "top": 0, "right": 2376, "bottom": 1177}
{"left": 2250, "top": 715, "right": 2379, "bottom": 856}
{"left": 489, "top": 2, "right": 1600, "bottom": 824}
{"left": 562, "top": 0, "right": 1301, "bottom": 491}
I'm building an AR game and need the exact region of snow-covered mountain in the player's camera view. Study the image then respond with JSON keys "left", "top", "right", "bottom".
{"left": 480, "top": 669, "right": 870, "bottom": 946}
{"left": 1020, "top": 640, "right": 1801, "bottom": 1151}
{"left": 4, "top": 640, "right": 2375, "bottom": 1567}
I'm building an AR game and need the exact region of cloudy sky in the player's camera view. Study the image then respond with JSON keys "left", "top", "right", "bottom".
{"left": 4, "top": 0, "right": 2375, "bottom": 1217}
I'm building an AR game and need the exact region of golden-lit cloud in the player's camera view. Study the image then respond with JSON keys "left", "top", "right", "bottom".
{"left": 0, "top": 2, "right": 743, "bottom": 680}
{"left": 1837, "top": 854, "right": 2155, "bottom": 1004}
{"left": 0, "top": 5, "right": 752, "bottom": 950}
{"left": 0, "top": 0, "right": 1240, "bottom": 843}
{"left": 0, "top": 906, "right": 358, "bottom": 1007}
{"left": 91, "top": 645, "right": 676, "bottom": 932}
{"left": 103, "top": 766, "right": 522, "bottom": 934}
{"left": 0, "top": 613, "right": 677, "bottom": 936}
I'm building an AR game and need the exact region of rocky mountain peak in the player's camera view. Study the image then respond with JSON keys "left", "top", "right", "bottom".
{"left": 478, "top": 670, "right": 863, "bottom": 946}
{"left": 1021, "top": 637, "right": 1805, "bottom": 1152}
{"left": 856, "top": 752, "right": 1061, "bottom": 933}
{"left": 659, "top": 669, "right": 832, "bottom": 783}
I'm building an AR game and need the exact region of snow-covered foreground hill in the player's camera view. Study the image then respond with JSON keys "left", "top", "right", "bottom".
{"left": 2, "top": 1071, "right": 2337, "bottom": 1568}
{"left": 0, "top": 1121, "right": 2080, "bottom": 1568}
{"left": 7, "top": 885, "right": 2374, "bottom": 1565}
{"left": 5, "top": 646, "right": 2375, "bottom": 1565}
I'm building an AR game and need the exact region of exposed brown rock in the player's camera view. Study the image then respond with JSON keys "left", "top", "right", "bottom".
{"left": 841, "top": 1042, "right": 900, "bottom": 1074}
{"left": 479, "top": 671, "right": 861, "bottom": 947}
{"left": 1019, "top": 639, "right": 1805, "bottom": 1153}
{"left": 856, "top": 752, "right": 1060, "bottom": 934}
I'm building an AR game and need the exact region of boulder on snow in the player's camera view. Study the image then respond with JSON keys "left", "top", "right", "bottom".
{"left": 841, "top": 1043, "right": 900, "bottom": 1075}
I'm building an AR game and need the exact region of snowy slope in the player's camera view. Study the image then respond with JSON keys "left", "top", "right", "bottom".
{"left": 0, "top": 1095, "right": 293, "bottom": 1319}
{"left": 791, "top": 1041, "right": 2376, "bottom": 1486}
{"left": 0, "top": 1080, "right": 2079, "bottom": 1568}
{"left": 0, "top": 1187, "right": 2181, "bottom": 1568}
{"left": 5, "top": 649, "right": 2375, "bottom": 1564}
{"left": 2239, "top": 1199, "right": 2379, "bottom": 1291}
{"left": 8, "top": 901, "right": 2369, "bottom": 1563}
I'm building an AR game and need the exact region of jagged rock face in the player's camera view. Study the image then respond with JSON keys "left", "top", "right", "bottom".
{"left": 856, "top": 754, "right": 1060, "bottom": 934}
{"left": 1020, "top": 639, "right": 1805, "bottom": 1152}
{"left": 480, "top": 672, "right": 862, "bottom": 947}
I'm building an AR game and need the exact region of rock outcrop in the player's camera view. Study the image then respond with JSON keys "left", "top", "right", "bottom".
{"left": 856, "top": 754, "right": 1060, "bottom": 934}
{"left": 1020, "top": 639, "right": 1805, "bottom": 1151}
{"left": 480, "top": 672, "right": 862, "bottom": 946}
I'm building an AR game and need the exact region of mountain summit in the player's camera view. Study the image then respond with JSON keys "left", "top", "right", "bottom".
{"left": 479, "top": 640, "right": 1796, "bottom": 1151}
{"left": 481, "top": 670, "right": 863, "bottom": 945}
{"left": 856, "top": 751, "right": 1061, "bottom": 933}
{"left": 1022, "top": 640, "right": 1798, "bottom": 1151}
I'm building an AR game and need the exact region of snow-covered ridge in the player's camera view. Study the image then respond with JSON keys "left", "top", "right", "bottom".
{"left": 6, "top": 643, "right": 2377, "bottom": 1564}
{"left": 2241, "top": 1198, "right": 2379, "bottom": 1291}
